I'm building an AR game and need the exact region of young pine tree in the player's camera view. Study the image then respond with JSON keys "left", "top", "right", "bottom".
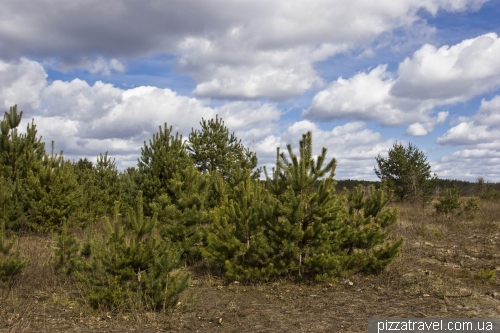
{"left": 188, "top": 115, "right": 259, "bottom": 187}
{"left": 138, "top": 123, "right": 192, "bottom": 215}
{"left": 72, "top": 193, "right": 188, "bottom": 311}
{"left": 95, "top": 152, "right": 121, "bottom": 216}
{"left": 263, "top": 132, "right": 402, "bottom": 281}
{"left": 72, "top": 158, "right": 102, "bottom": 224}
{"left": 435, "top": 186, "right": 462, "bottom": 215}
{"left": 204, "top": 175, "right": 279, "bottom": 282}
{"left": 0, "top": 221, "right": 28, "bottom": 284}
{"left": 0, "top": 105, "right": 46, "bottom": 229}
{"left": 267, "top": 131, "right": 342, "bottom": 279}
{"left": 152, "top": 165, "right": 210, "bottom": 263}
{"left": 339, "top": 185, "right": 403, "bottom": 275}
{"left": 23, "top": 142, "right": 81, "bottom": 231}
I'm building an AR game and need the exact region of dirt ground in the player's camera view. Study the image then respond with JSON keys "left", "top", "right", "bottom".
{"left": 1, "top": 200, "right": 499, "bottom": 332}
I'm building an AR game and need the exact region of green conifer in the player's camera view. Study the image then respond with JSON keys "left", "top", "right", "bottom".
{"left": 95, "top": 152, "right": 120, "bottom": 215}
{"left": 188, "top": 115, "right": 259, "bottom": 187}
{"left": 340, "top": 185, "right": 403, "bottom": 275}
{"left": 23, "top": 142, "right": 81, "bottom": 231}
{"left": 435, "top": 186, "right": 462, "bottom": 215}
{"left": 152, "top": 165, "right": 210, "bottom": 262}
{"left": 0, "top": 221, "right": 28, "bottom": 284}
{"left": 138, "top": 123, "right": 191, "bottom": 214}
{"left": 72, "top": 192, "right": 188, "bottom": 311}
{"left": 204, "top": 175, "right": 278, "bottom": 281}
{"left": 52, "top": 223, "right": 82, "bottom": 275}
{"left": 0, "top": 105, "right": 46, "bottom": 229}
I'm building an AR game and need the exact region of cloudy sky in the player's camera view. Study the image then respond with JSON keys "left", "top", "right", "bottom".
{"left": 1, "top": 0, "right": 500, "bottom": 181}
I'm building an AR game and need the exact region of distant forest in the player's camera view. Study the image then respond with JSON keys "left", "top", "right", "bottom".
{"left": 336, "top": 178, "right": 500, "bottom": 197}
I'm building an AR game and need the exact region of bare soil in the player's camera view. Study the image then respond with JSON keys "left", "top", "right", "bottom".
{"left": 1, "top": 200, "right": 499, "bottom": 332}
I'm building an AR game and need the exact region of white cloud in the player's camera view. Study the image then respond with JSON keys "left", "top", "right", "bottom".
{"left": 305, "top": 33, "right": 500, "bottom": 133}
{"left": 255, "top": 120, "right": 392, "bottom": 180}
{"left": 85, "top": 58, "right": 125, "bottom": 76}
{"left": 0, "top": 0, "right": 488, "bottom": 99}
{"left": 0, "top": 59, "right": 284, "bottom": 168}
{"left": 433, "top": 152, "right": 500, "bottom": 181}
{"left": 192, "top": 62, "right": 322, "bottom": 100}
{"left": 405, "top": 111, "right": 448, "bottom": 136}
{"left": 391, "top": 33, "right": 500, "bottom": 102}
{"left": 304, "top": 65, "right": 400, "bottom": 123}
{"left": 0, "top": 58, "right": 47, "bottom": 112}
{"left": 433, "top": 96, "right": 500, "bottom": 180}
{"left": 437, "top": 95, "right": 500, "bottom": 146}
{"left": 304, "top": 65, "right": 448, "bottom": 130}
{"left": 213, "top": 101, "right": 282, "bottom": 142}
{"left": 406, "top": 123, "right": 428, "bottom": 136}
{"left": 42, "top": 79, "right": 123, "bottom": 121}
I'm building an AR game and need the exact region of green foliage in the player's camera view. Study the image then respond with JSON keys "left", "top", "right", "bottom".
{"left": 52, "top": 223, "right": 84, "bottom": 275}
{"left": 188, "top": 115, "right": 259, "bottom": 186}
{"left": 463, "top": 196, "right": 480, "bottom": 218}
{"left": 0, "top": 105, "right": 46, "bottom": 230}
{"left": 72, "top": 158, "right": 102, "bottom": 224}
{"left": 375, "top": 142, "right": 436, "bottom": 204}
{"left": 72, "top": 193, "right": 188, "bottom": 311}
{"left": 0, "top": 176, "right": 14, "bottom": 227}
{"left": 117, "top": 167, "right": 140, "bottom": 214}
{"left": 72, "top": 153, "right": 127, "bottom": 224}
{"left": 0, "top": 222, "right": 28, "bottom": 284}
{"left": 435, "top": 187, "right": 461, "bottom": 215}
{"left": 0, "top": 105, "right": 46, "bottom": 181}
{"left": 270, "top": 131, "right": 342, "bottom": 279}
{"left": 152, "top": 165, "right": 210, "bottom": 262}
{"left": 476, "top": 177, "right": 500, "bottom": 200}
{"left": 95, "top": 152, "right": 121, "bottom": 215}
{"left": 204, "top": 175, "right": 279, "bottom": 281}
{"left": 340, "top": 185, "right": 403, "bottom": 276}
{"left": 138, "top": 123, "right": 192, "bottom": 215}
{"left": 23, "top": 142, "right": 81, "bottom": 231}
{"left": 474, "top": 268, "right": 496, "bottom": 284}
{"left": 205, "top": 132, "right": 402, "bottom": 282}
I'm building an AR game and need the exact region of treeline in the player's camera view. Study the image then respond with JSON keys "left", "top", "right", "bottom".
{"left": 0, "top": 105, "right": 403, "bottom": 311}
{"left": 337, "top": 178, "right": 500, "bottom": 197}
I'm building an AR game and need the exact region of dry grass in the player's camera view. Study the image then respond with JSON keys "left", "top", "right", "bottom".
{"left": 1, "top": 199, "right": 500, "bottom": 332}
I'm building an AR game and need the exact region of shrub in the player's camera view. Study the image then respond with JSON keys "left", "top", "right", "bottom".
{"left": 0, "top": 222, "right": 28, "bottom": 285}
{"left": 59, "top": 194, "right": 189, "bottom": 311}
{"left": 374, "top": 142, "right": 436, "bottom": 204}
{"left": 204, "top": 132, "right": 403, "bottom": 282}
{"left": 435, "top": 187, "right": 461, "bottom": 215}
{"left": 463, "top": 196, "right": 480, "bottom": 218}
{"left": 474, "top": 268, "right": 496, "bottom": 284}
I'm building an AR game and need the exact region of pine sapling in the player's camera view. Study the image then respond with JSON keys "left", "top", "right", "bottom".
{"left": 435, "top": 187, "right": 462, "bottom": 215}
{"left": 0, "top": 222, "right": 28, "bottom": 284}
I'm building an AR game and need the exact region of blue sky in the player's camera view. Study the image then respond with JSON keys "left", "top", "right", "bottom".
{"left": 1, "top": 0, "right": 500, "bottom": 181}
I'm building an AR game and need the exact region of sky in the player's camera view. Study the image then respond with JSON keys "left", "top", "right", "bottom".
{"left": 1, "top": 0, "right": 500, "bottom": 181}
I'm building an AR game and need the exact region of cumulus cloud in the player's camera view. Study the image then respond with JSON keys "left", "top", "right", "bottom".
{"left": 305, "top": 33, "right": 500, "bottom": 134}
{"left": 433, "top": 96, "right": 500, "bottom": 180}
{"left": 433, "top": 151, "right": 500, "bottom": 181}
{"left": 1, "top": 59, "right": 284, "bottom": 169}
{"left": 0, "top": 58, "right": 47, "bottom": 112}
{"left": 437, "top": 95, "right": 500, "bottom": 146}
{"left": 0, "top": 0, "right": 488, "bottom": 99}
{"left": 79, "top": 58, "right": 126, "bottom": 76}
{"left": 191, "top": 61, "right": 323, "bottom": 100}
{"left": 304, "top": 65, "right": 449, "bottom": 131}
{"left": 255, "top": 120, "right": 392, "bottom": 179}
{"left": 391, "top": 33, "right": 500, "bottom": 102}
{"left": 405, "top": 123, "right": 428, "bottom": 136}
{"left": 41, "top": 79, "right": 123, "bottom": 121}
{"left": 304, "top": 65, "right": 400, "bottom": 123}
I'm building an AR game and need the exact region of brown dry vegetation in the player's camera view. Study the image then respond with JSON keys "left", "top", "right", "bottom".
{"left": 1, "top": 199, "right": 500, "bottom": 333}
